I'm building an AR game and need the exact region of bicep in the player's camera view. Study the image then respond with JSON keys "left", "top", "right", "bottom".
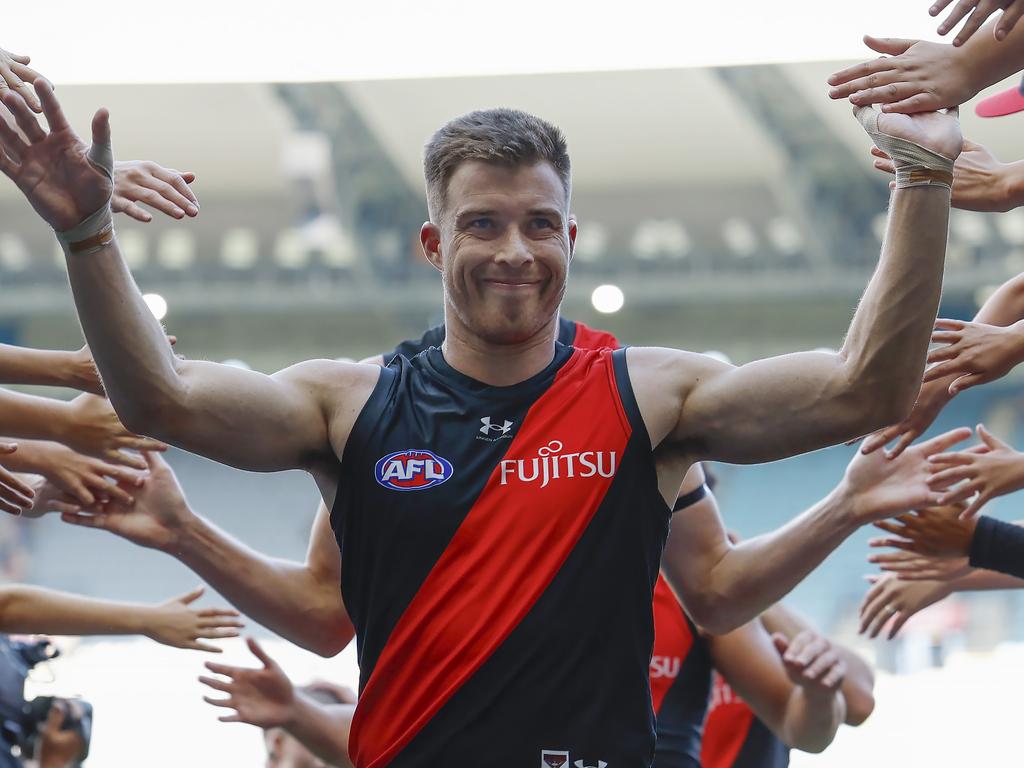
{"left": 677, "top": 350, "right": 862, "bottom": 464}
{"left": 709, "top": 621, "right": 793, "bottom": 738}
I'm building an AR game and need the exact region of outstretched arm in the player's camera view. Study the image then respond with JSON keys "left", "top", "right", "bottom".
{"left": 828, "top": 26, "right": 1024, "bottom": 114}
{"left": 710, "top": 621, "right": 846, "bottom": 754}
{"left": 759, "top": 603, "right": 875, "bottom": 726}
{"left": 0, "top": 344, "right": 101, "bottom": 394}
{"left": 0, "top": 81, "right": 375, "bottom": 475}
{"left": 635, "top": 107, "right": 958, "bottom": 465}
{"left": 930, "top": 0, "right": 1024, "bottom": 45}
{"left": 663, "top": 430, "right": 969, "bottom": 634}
{"left": 200, "top": 638, "right": 354, "bottom": 767}
{"left": 60, "top": 453, "right": 353, "bottom": 656}
{"left": 0, "top": 584, "right": 241, "bottom": 652}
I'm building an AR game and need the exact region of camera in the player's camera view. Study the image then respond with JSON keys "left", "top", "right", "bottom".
{"left": 0, "top": 636, "right": 92, "bottom": 767}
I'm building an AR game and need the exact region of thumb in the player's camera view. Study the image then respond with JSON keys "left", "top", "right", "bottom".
{"left": 771, "top": 632, "right": 790, "bottom": 657}
{"left": 977, "top": 423, "right": 1009, "bottom": 451}
{"left": 89, "top": 108, "right": 114, "bottom": 179}
{"left": 177, "top": 585, "right": 205, "bottom": 605}
{"left": 864, "top": 35, "right": 917, "bottom": 55}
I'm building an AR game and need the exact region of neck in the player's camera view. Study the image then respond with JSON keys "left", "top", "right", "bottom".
{"left": 441, "top": 311, "right": 560, "bottom": 386}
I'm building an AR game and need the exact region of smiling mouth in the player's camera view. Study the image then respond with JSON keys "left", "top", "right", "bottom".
{"left": 482, "top": 279, "right": 541, "bottom": 289}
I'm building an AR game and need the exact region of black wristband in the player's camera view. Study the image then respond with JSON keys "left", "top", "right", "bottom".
{"left": 673, "top": 483, "right": 709, "bottom": 513}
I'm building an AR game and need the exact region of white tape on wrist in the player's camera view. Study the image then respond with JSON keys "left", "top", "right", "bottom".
{"left": 855, "top": 105, "right": 955, "bottom": 190}
{"left": 55, "top": 139, "right": 116, "bottom": 256}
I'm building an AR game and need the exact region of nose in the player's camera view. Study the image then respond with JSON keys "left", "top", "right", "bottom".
{"left": 493, "top": 228, "right": 534, "bottom": 268}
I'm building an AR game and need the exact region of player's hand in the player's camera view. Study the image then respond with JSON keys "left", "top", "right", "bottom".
{"left": 829, "top": 36, "right": 980, "bottom": 114}
{"left": 145, "top": 586, "right": 242, "bottom": 652}
{"left": 871, "top": 139, "right": 1019, "bottom": 211}
{"left": 772, "top": 631, "right": 846, "bottom": 693}
{"left": 841, "top": 428, "right": 972, "bottom": 522}
{"left": 62, "top": 394, "right": 167, "bottom": 469}
{"left": 0, "top": 443, "right": 35, "bottom": 515}
{"left": 59, "top": 452, "right": 193, "bottom": 552}
{"left": 869, "top": 504, "right": 977, "bottom": 558}
{"left": 867, "top": 548, "right": 973, "bottom": 580}
{"left": 929, "top": 424, "right": 1024, "bottom": 516}
{"left": 924, "top": 318, "right": 1024, "bottom": 394}
{"left": 200, "top": 638, "right": 296, "bottom": 727}
{"left": 930, "top": 0, "right": 1024, "bottom": 44}
{"left": 113, "top": 160, "right": 198, "bottom": 222}
{"left": 859, "top": 573, "right": 954, "bottom": 638}
{"left": 0, "top": 48, "right": 42, "bottom": 112}
{"left": 858, "top": 377, "right": 956, "bottom": 458}
{"left": 0, "top": 81, "right": 113, "bottom": 231}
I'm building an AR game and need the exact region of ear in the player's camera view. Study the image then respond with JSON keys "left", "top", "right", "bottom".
{"left": 420, "top": 221, "right": 443, "bottom": 273}
{"left": 567, "top": 215, "right": 578, "bottom": 262}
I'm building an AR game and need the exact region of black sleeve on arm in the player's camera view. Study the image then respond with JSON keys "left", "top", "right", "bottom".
{"left": 969, "top": 516, "right": 1024, "bottom": 579}
{"left": 673, "top": 483, "right": 708, "bottom": 513}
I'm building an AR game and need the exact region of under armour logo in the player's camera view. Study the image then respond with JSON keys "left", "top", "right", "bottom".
{"left": 480, "top": 417, "right": 513, "bottom": 435}
{"left": 574, "top": 761, "right": 607, "bottom": 768}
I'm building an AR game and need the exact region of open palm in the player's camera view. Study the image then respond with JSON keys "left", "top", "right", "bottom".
{"left": 0, "top": 81, "right": 112, "bottom": 230}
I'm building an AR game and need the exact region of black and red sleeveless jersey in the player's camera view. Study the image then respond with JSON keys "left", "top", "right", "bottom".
{"left": 701, "top": 672, "right": 790, "bottom": 768}
{"left": 386, "top": 316, "right": 619, "bottom": 362}
{"left": 650, "top": 575, "right": 712, "bottom": 768}
{"left": 333, "top": 341, "right": 670, "bottom": 767}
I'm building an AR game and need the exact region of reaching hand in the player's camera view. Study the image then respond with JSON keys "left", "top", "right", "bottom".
{"left": 929, "top": 424, "right": 1024, "bottom": 516}
{"left": 871, "top": 139, "right": 1019, "bottom": 211}
{"left": 842, "top": 428, "right": 972, "bottom": 522}
{"left": 869, "top": 504, "right": 977, "bottom": 559}
{"left": 64, "top": 345, "right": 104, "bottom": 396}
{"left": 772, "top": 631, "right": 846, "bottom": 693}
{"left": 0, "top": 80, "right": 113, "bottom": 231}
{"left": 924, "top": 318, "right": 1024, "bottom": 394}
{"left": 59, "top": 452, "right": 193, "bottom": 552}
{"left": 113, "top": 161, "right": 198, "bottom": 222}
{"left": 63, "top": 394, "right": 167, "bottom": 470}
{"left": 867, "top": 548, "right": 973, "bottom": 580}
{"left": 0, "top": 443, "right": 35, "bottom": 515}
{"left": 858, "top": 377, "right": 957, "bottom": 458}
{"left": 200, "top": 638, "right": 296, "bottom": 727}
{"left": 859, "top": 574, "right": 955, "bottom": 639}
{"left": 24, "top": 477, "right": 80, "bottom": 519}
{"left": 22, "top": 440, "right": 144, "bottom": 507}
{"left": 145, "top": 586, "right": 242, "bottom": 652}
{"left": 829, "top": 36, "right": 980, "bottom": 114}
{"left": 0, "top": 48, "right": 42, "bottom": 112}
{"left": 930, "top": 0, "right": 1024, "bottom": 45}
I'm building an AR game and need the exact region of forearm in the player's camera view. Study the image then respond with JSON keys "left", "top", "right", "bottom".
{"left": 968, "top": 516, "right": 1024, "bottom": 579}
{"left": 284, "top": 696, "right": 355, "bottom": 768}
{"left": 975, "top": 273, "right": 1024, "bottom": 325}
{"left": 950, "top": 566, "right": 1024, "bottom": 591}
{"left": 175, "top": 515, "right": 353, "bottom": 656}
{"left": 0, "top": 346, "right": 76, "bottom": 388}
{"left": 839, "top": 188, "right": 950, "bottom": 420}
{"left": 954, "top": 20, "right": 1024, "bottom": 97}
{"left": 759, "top": 603, "right": 875, "bottom": 725}
{"left": 0, "top": 585, "right": 149, "bottom": 636}
{"left": 0, "top": 439, "right": 59, "bottom": 474}
{"left": 0, "top": 389, "right": 73, "bottom": 443}
{"left": 781, "top": 688, "right": 846, "bottom": 753}
{"left": 704, "top": 486, "right": 859, "bottom": 632}
{"left": 64, "top": 240, "right": 182, "bottom": 430}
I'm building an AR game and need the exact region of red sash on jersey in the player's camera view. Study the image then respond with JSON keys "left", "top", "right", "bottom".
{"left": 349, "top": 349, "right": 632, "bottom": 768}
{"left": 701, "top": 672, "right": 756, "bottom": 768}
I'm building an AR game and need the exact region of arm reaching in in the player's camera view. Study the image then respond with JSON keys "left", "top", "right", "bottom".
{"left": 0, "top": 443, "right": 36, "bottom": 514}
{"left": 872, "top": 139, "right": 1024, "bottom": 212}
{"left": 859, "top": 574, "right": 955, "bottom": 638}
{"left": 59, "top": 452, "right": 353, "bottom": 656}
{"left": 928, "top": 424, "right": 1024, "bottom": 515}
{"left": 0, "top": 81, "right": 374, "bottom": 480}
{"left": 861, "top": 273, "right": 1024, "bottom": 457}
{"left": 930, "top": 0, "right": 1024, "bottom": 45}
{"left": 200, "top": 638, "right": 354, "bottom": 767}
{"left": 709, "top": 622, "right": 847, "bottom": 754}
{"left": 759, "top": 602, "right": 875, "bottom": 726}
{"left": 828, "top": 27, "right": 1024, "bottom": 113}
{"left": 925, "top": 319, "right": 1024, "bottom": 394}
{"left": 0, "top": 584, "right": 241, "bottom": 651}
{"left": 0, "top": 344, "right": 101, "bottom": 394}
{"left": 0, "top": 47, "right": 42, "bottom": 111}
{"left": 662, "top": 429, "right": 969, "bottom": 634}
{"left": 113, "top": 160, "right": 198, "bottom": 222}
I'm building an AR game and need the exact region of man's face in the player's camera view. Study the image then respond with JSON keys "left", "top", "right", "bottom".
{"left": 424, "top": 160, "right": 575, "bottom": 345}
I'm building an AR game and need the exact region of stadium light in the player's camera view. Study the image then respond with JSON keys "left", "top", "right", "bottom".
{"left": 591, "top": 284, "right": 624, "bottom": 314}
{"left": 142, "top": 293, "right": 168, "bottom": 321}
{"left": 15, "top": 1, "right": 946, "bottom": 85}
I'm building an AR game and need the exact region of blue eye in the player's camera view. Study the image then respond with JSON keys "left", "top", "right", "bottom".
{"left": 532, "top": 218, "right": 554, "bottom": 229}
{"left": 469, "top": 218, "right": 493, "bottom": 229}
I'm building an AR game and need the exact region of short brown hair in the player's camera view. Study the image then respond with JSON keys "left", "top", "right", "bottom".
{"left": 423, "top": 108, "right": 571, "bottom": 220}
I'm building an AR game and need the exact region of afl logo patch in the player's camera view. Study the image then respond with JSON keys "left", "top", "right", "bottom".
{"left": 375, "top": 450, "right": 454, "bottom": 491}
